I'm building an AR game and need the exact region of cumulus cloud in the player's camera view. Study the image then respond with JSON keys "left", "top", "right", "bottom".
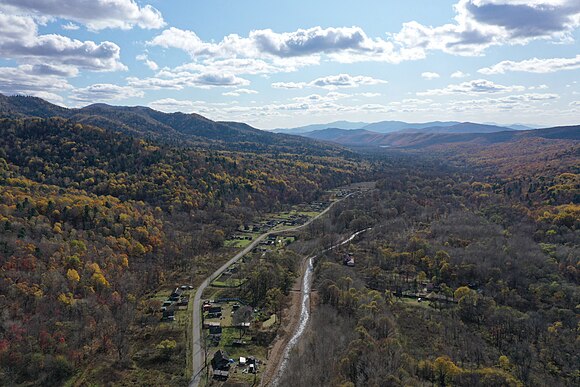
{"left": 421, "top": 72, "right": 440, "bottom": 80}
{"left": 222, "top": 88, "right": 258, "bottom": 97}
{"left": 447, "top": 93, "right": 560, "bottom": 112}
{"left": 418, "top": 79, "right": 525, "bottom": 96}
{"left": 311, "top": 74, "right": 387, "bottom": 89}
{"left": 148, "top": 98, "right": 201, "bottom": 113}
{"left": 393, "top": 0, "right": 580, "bottom": 56}
{"left": 127, "top": 71, "right": 250, "bottom": 90}
{"left": 1, "top": 0, "right": 165, "bottom": 30}
{"left": 71, "top": 83, "right": 144, "bottom": 102}
{"left": 272, "top": 74, "right": 387, "bottom": 90}
{"left": 149, "top": 26, "right": 420, "bottom": 64}
{"left": 144, "top": 2, "right": 580, "bottom": 81}
{"left": 478, "top": 54, "right": 580, "bottom": 74}
{"left": 0, "top": 65, "right": 72, "bottom": 102}
{"left": 451, "top": 70, "right": 470, "bottom": 78}
{"left": 0, "top": 13, "right": 126, "bottom": 72}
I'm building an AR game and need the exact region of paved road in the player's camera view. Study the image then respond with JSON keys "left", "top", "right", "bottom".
{"left": 189, "top": 193, "right": 353, "bottom": 387}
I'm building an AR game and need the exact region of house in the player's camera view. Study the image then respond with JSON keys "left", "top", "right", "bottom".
{"left": 209, "top": 325, "right": 223, "bottom": 335}
{"left": 211, "top": 350, "right": 230, "bottom": 371}
{"left": 343, "top": 253, "right": 355, "bottom": 267}
{"left": 169, "top": 287, "right": 183, "bottom": 302}
{"left": 203, "top": 321, "right": 221, "bottom": 329}
{"left": 208, "top": 305, "right": 222, "bottom": 315}
{"left": 161, "top": 308, "right": 175, "bottom": 321}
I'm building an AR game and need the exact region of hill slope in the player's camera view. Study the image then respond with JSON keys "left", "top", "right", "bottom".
{"left": 399, "top": 122, "right": 515, "bottom": 134}
{"left": 0, "top": 94, "right": 350, "bottom": 154}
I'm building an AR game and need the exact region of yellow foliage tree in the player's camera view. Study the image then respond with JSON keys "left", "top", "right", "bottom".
{"left": 66, "top": 268, "right": 80, "bottom": 283}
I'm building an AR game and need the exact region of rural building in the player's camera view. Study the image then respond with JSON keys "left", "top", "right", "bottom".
{"left": 211, "top": 349, "right": 231, "bottom": 371}
{"left": 343, "top": 253, "right": 355, "bottom": 267}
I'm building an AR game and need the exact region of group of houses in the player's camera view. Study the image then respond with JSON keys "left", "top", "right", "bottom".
{"left": 160, "top": 285, "right": 192, "bottom": 321}
{"left": 240, "top": 213, "right": 309, "bottom": 234}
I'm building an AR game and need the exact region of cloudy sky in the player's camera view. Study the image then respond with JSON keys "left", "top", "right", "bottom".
{"left": 0, "top": 0, "right": 579, "bottom": 129}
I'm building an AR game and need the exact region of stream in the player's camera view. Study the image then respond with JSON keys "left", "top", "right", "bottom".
{"left": 271, "top": 228, "right": 371, "bottom": 386}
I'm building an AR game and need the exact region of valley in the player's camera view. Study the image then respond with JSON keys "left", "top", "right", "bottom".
{"left": 0, "top": 94, "right": 577, "bottom": 387}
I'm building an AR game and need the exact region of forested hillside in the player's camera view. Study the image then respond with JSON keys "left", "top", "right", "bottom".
{"left": 0, "top": 94, "right": 353, "bottom": 154}
{"left": 0, "top": 112, "right": 372, "bottom": 385}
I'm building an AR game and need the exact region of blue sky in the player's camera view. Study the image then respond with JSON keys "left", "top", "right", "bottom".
{"left": 0, "top": 0, "right": 579, "bottom": 129}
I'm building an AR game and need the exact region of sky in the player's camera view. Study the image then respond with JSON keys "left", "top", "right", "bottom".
{"left": 0, "top": 0, "right": 579, "bottom": 129}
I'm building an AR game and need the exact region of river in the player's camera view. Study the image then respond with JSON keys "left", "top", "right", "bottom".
{"left": 272, "top": 228, "right": 371, "bottom": 385}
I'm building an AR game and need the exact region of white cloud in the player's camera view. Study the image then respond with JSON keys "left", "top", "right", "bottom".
{"left": 70, "top": 83, "right": 144, "bottom": 102}
{"left": 451, "top": 70, "right": 470, "bottom": 78}
{"left": 393, "top": 0, "right": 580, "bottom": 56}
{"left": 273, "top": 74, "right": 387, "bottom": 90}
{"left": 222, "top": 88, "right": 259, "bottom": 97}
{"left": 310, "top": 74, "right": 387, "bottom": 89}
{"left": 136, "top": 54, "right": 159, "bottom": 71}
{"left": 272, "top": 81, "right": 307, "bottom": 89}
{"left": 358, "top": 92, "right": 381, "bottom": 97}
{"left": 149, "top": 25, "right": 422, "bottom": 65}
{"left": 0, "top": 13, "right": 126, "bottom": 72}
{"left": 0, "top": 65, "right": 72, "bottom": 102}
{"left": 478, "top": 54, "right": 580, "bottom": 74}
{"left": 528, "top": 84, "right": 549, "bottom": 90}
{"left": 127, "top": 71, "right": 250, "bottom": 90}
{"left": 421, "top": 72, "right": 440, "bottom": 80}
{"left": 418, "top": 79, "right": 525, "bottom": 96}
{"left": 144, "top": 3, "right": 580, "bottom": 82}
{"left": 447, "top": 93, "right": 560, "bottom": 112}
{"left": 292, "top": 92, "right": 350, "bottom": 103}
{"left": 148, "top": 98, "right": 201, "bottom": 113}
{"left": 2, "top": 0, "right": 165, "bottom": 30}
{"left": 61, "top": 22, "right": 79, "bottom": 31}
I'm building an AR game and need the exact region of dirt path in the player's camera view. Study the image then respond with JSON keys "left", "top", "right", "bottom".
{"left": 260, "top": 258, "right": 308, "bottom": 386}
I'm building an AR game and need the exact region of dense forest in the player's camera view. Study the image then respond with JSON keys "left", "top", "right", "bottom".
{"left": 279, "top": 139, "right": 579, "bottom": 386}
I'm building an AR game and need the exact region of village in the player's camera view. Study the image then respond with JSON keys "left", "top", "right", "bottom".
{"left": 143, "top": 184, "right": 373, "bottom": 386}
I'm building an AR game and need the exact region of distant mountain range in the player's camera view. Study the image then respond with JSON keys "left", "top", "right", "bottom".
{"left": 301, "top": 124, "right": 580, "bottom": 148}
{"left": 1, "top": 94, "right": 576, "bottom": 152}
{"left": 273, "top": 121, "right": 369, "bottom": 134}
{"left": 273, "top": 120, "right": 539, "bottom": 135}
